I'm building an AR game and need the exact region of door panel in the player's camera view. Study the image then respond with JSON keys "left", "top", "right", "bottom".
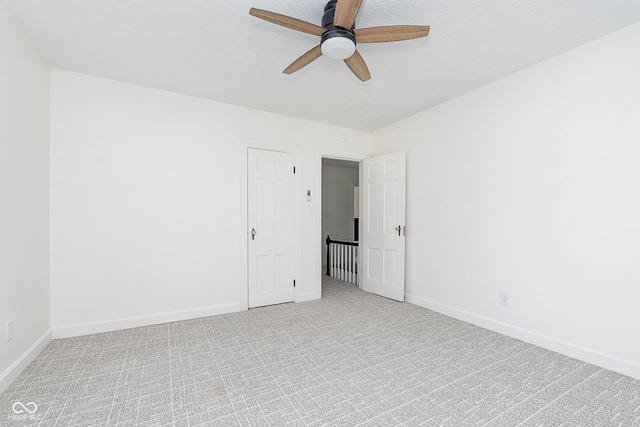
{"left": 383, "top": 249, "right": 397, "bottom": 285}
{"left": 368, "top": 181, "right": 381, "bottom": 233}
{"left": 248, "top": 148, "right": 295, "bottom": 308}
{"left": 361, "top": 152, "right": 406, "bottom": 301}
{"left": 384, "top": 179, "right": 398, "bottom": 232}
{"left": 367, "top": 248, "right": 380, "bottom": 281}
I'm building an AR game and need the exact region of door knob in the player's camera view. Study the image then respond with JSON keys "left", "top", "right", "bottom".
{"left": 251, "top": 228, "right": 257, "bottom": 240}
{"left": 396, "top": 225, "right": 401, "bottom": 236}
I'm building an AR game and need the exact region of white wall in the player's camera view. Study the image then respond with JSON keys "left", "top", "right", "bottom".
{"left": 0, "top": 0, "right": 51, "bottom": 392}
{"left": 6, "top": 2, "right": 637, "bottom": 390}
{"left": 373, "top": 23, "right": 640, "bottom": 378}
{"left": 50, "top": 69, "right": 373, "bottom": 337}
{"left": 322, "top": 162, "right": 359, "bottom": 264}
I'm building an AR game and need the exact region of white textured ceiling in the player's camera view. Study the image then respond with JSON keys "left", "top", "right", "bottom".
{"left": 5, "top": 0, "right": 640, "bottom": 131}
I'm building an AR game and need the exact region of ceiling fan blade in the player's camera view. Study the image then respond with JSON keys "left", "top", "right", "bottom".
{"left": 355, "top": 25, "right": 431, "bottom": 43}
{"left": 334, "top": 0, "right": 363, "bottom": 29}
{"left": 284, "top": 45, "right": 323, "bottom": 74}
{"left": 344, "top": 50, "right": 371, "bottom": 82}
{"left": 250, "top": 8, "right": 325, "bottom": 36}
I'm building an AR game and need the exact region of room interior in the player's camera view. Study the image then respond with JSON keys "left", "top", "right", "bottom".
{"left": 1, "top": 0, "right": 640, "bottom": 421}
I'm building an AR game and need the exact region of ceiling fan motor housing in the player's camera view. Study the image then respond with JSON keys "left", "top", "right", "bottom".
{"left": 322, "top": 0, "right": 356, "bottom": 41}
{"left": 321, "top": 0, "right": 357, "bottom": 59}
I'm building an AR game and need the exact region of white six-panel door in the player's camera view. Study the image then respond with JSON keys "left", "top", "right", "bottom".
{"left": 248, "top": 149, "right": 295, "bottom": 308}
{"left": 360, "top": 152, "right": 407, "bottom": 302}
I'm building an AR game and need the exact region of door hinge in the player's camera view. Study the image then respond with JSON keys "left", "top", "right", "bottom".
{"left": 293, "top": 166, "right": 296, "bottom": 174}
{"left": 293, "top": 280, "right": 296, "bottom": 287}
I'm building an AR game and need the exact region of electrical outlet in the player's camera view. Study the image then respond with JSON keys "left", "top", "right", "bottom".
{"left": 5, "top": 320, "right": 13, "bottom": 342}
{"left": 499, "top": 292, "right": 509, "bottom": 307}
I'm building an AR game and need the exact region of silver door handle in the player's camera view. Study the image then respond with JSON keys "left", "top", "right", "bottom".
{"left": 251, "top": 228, "right": 256, "bottom": 240}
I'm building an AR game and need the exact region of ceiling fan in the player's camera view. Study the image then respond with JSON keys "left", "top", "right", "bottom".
{"left": 249, "top": 0, "right": 430, "bottom": 82}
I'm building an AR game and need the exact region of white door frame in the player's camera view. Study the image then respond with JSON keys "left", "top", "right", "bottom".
{"left": 314, "top": 148, "right": 367, "bottom": 299}
{"left": 239, "top": 139, "right": 302, "bottom": 310}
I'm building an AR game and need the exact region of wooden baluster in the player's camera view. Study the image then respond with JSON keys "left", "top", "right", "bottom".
{"left": 333, "top": 244, "right": 337, "bottom": 280}
{"left": 349, "top": 246, "right": 353, "bottom": 283}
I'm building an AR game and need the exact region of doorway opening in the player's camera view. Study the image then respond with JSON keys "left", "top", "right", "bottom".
{"left": 321, "top": 158, "right": 360, "bottom": 293}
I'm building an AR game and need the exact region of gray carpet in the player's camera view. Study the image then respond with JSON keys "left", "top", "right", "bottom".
{"left": 1, "top": 277, "right": 639, "bottom": 426}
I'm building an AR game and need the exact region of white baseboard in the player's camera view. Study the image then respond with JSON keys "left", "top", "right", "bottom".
{"left": 0, "top": 329, "right": 52, "bottom": 395}
{"left": 52, "top": 303, "right": 243, "bottom": 339}
{"left": 405, "top": 293, "right": 640, "bottom": 380}
{"left": 299, "top": 292, "right": 320, "bottom": 303}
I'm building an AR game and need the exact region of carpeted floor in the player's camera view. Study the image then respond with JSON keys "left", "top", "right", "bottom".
{"left": 1, "top": 277, "right": 639, "bottom": 426}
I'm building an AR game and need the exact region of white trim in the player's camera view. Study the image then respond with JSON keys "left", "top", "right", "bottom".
{"left": 299, "top": 292, "right": 319, "bottom": 303}
{"left": 52, "top": 303, "right": 242, "bottom": 339}
{"left": 316, "top": 148, "right": 368, "bottom": 299}
{"left": 406, "top": 293, "right": 640, "bottom": 380}
{"left": 0, "top": 329, "right": 52, "bottom": 394}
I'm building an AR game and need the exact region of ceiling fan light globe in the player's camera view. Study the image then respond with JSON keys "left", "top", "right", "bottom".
{"left": 321, "top": 37, "right": 356, "bottom": 60}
